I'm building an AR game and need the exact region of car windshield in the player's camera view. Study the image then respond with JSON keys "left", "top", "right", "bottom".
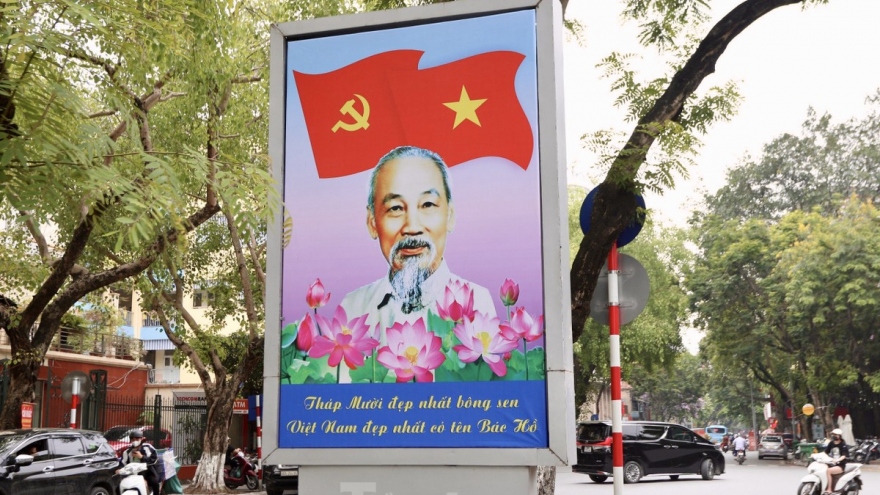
{"left": 577, "top": 424, "right": 610, "bottom": 443}
{"left": 707, "top": 427, "right": 725, "bottom": 434}
{"left": 0, "top": 433, "right": 26, "bottom": 454}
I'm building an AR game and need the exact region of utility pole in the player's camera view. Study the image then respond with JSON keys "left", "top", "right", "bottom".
{"left": 749, "top": 379, "right": 758, "bottom": 443}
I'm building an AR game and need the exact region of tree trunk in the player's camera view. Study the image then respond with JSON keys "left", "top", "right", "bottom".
{"left": 0, "top": 352, "right": 41, "bottom": 429}
{"left": 187, "top": 386, "right": 236, "bottom": 493}
{"left": 537, "top": 466, "right": 556, "bottom": 495}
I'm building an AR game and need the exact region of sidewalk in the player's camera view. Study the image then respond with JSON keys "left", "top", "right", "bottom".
{"left": 177, "top": 480, "right": 267, "bottom": 495}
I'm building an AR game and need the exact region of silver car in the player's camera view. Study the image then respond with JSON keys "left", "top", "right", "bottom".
{"left": 758, "top": 434, "right": 787, "bottom": 459}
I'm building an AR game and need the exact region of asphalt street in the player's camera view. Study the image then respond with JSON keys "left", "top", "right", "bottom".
{"left": 188, "top": 451, "right": 880, "bottom": 495}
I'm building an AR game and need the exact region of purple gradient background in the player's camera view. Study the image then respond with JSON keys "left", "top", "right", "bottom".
{"left": 281, "top": 12, "right": 545, "bottom": 332}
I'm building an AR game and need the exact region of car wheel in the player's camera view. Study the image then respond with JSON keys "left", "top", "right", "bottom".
{"left": 623, "top": 461, "right": 643, "bottom": 484}
{"left": 798, "top": 481, "right": 818, "bottom": 495}
{"left": 247, "top": 474, "right": 260, "bottom": 490}
{"left": 700, "top": 459, "right": 715, "bottom": 480}
{"left": 588, "top": 475, "right": 608, "bottom": 483}
{"left": 669, "top": 475, "right": 679, "bottom": 480}
{"left": 89, "top": 486, "right": 112, "bottom": 495}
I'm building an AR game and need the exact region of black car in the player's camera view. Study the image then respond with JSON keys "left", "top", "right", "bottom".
{"left": 573, "top": 420, "right": 725, "bottom": 484}
{"left": 263, "top": 464, "right": 299, "bottom": 495}
{"left": 0, "top": 428, "right": 119, "bottom": 495}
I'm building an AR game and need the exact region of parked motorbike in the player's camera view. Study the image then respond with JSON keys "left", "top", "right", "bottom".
{"left": 798, "top": 452, "right": 863, "bottom": 495}
{"left": 118, "top": 462, "right": 153, "bottom": 495}
{"left": 224, "top": 450, "right": 260, "bottom": 490}
{"left": 853, "top": 440, "right": 872, "bottom": 464}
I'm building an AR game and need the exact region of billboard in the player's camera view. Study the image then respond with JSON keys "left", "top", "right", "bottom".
{"left": 265, "top": 0, "right": 573, "bottom": 467}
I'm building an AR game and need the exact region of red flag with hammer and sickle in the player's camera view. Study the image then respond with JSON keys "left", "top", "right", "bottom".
{"left": 294, "top": 50, "right": 534, "bottom": 179}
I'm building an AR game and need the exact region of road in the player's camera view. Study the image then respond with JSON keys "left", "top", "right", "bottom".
{"left": 555, "top": 451, "right": 879, "bottom": 495}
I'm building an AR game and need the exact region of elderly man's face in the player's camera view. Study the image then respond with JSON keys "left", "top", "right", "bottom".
{"left": 368, "top": 156, "right": 454, "bottom": 275}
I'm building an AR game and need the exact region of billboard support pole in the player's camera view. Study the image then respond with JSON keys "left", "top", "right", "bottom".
{"left": 608, "top": 242, "right": 623, "bottom": 494}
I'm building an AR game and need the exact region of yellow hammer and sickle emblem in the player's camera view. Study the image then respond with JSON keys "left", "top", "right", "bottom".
{"left": 331, "top": 94, "right": 370, "bottom": 133}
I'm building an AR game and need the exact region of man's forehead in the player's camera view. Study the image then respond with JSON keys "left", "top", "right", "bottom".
{"left": 376, "top": 157, "right": 445, "bottom": 193}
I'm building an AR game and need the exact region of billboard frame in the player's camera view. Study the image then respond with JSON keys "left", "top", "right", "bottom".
{"left": 264, "top": 0, "right": 574, "bottom": 467}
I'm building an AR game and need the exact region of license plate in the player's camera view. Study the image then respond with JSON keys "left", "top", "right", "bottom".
{"left": 580, "top": 447, "right": 592, "bottom": 453}
{"left": 280, "top": 469, "right": 299, "bottom": 477}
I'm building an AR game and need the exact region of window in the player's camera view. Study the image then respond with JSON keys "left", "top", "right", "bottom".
{"left": 192, "top": 290, "right": 215, "bottom": 308}
{"left": 577, "top": 423, "right": 610, "bottom": 443}
{"left": 164, "top": 355, "right": 173, "bottom": 367}
{"left": 667, "top": 426, "right": 694, "bottom": 442}
{"left": 81, "top": 432, "right": 109, "bottom": 454}
{"left": 638, "top": 425, "right": 666, "bottom": 441}
{"left": 622, "top": 424, "right": 640, "bottom": 441}
{"left": 51, "top": 436, "right": 86, "bottom": 458}
{"left": 17, "top": 440, "right": 49, "bottom": 462}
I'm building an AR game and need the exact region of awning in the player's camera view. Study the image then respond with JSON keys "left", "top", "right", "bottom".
{"left": 140, "top": 326, "right": 175, "bottom": 351}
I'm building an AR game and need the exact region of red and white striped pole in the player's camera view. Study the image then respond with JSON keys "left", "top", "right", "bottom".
{"left": 255, "top": 395, "right": 262, "bottom": 476}
{"left": 70, "top": 378, "right": 80, "bottom": 429}
{"left": 608, "top": 243, "right": 624, "bottom": 494}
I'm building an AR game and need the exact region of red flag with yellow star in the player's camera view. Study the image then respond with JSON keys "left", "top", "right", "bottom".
{"left": 387, "top": 51, "right": 533, "bottom": 171}
{"left": 294, "top": 50, "right": 533, "bottom": 178}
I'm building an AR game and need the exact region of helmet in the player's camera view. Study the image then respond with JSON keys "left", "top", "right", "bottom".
{"left": 831, "top": 428, "right": 843, "bottom": 436}
{"left": 130, "top": 430, "right": 145, "bottom": 439}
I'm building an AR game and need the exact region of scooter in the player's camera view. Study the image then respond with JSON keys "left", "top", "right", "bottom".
{"left": 118, "top": 462, "right": 153, "bottom": 495}
{"left": 852, "top": 440, "right": 872, "bottom": 464}
{"left": 734, "top": 449, "right": 746, "bottom": 465}
{"left": 223, "top": 451, "right": 260, "bottom": 490}
{"left": 797, "top": 452, "right": 863, "bottom": 495}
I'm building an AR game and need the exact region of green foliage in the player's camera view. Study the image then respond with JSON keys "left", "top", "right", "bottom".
{"left": 627, "top": 353, "right": 709, "bottom": 425}
{"left": 690, "top": 106, "right": 880, "bottom": 432}
{"left": 705, "top": 95, "right": 880, "bottom": 221}
{"left": 569, "top": 185, "right": 690, "bottom": 406}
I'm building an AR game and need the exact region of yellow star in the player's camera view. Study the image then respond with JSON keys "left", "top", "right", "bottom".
{"left": 443, "top": 86, "right": 487, "bottom": 129}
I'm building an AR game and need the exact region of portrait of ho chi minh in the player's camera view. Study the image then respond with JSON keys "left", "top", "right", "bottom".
{"left": 339, "top": 145, "right": 496, "bottom": 342}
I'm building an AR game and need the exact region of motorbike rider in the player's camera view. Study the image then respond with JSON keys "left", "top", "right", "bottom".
{"left": 731, "top": 431, "right": 749, "bottom": 457}
{"left": 823, "top": 428, "right": 849, "bottom": 494}
{"left": 117, "top": 430, "right": 162, "bottom": 495}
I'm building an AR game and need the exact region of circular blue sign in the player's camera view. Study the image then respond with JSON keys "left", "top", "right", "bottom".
{"left": 579, "top": 186, "right": 646, "bottom": 248}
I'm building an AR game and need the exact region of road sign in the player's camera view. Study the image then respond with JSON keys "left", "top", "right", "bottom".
{"left": 589, "top": 253, "right": 650, "bottom": 325}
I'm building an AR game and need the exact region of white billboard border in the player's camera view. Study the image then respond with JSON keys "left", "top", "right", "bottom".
{"left": 264, "top": 0, "right": 574, "bottom": 467}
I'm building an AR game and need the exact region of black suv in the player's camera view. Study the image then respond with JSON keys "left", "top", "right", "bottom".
{"left": 263, "top": 464, "right": 299, "bottom": 495}
{"left": 573, "top": 421, "right": 725, "bottom": 484}
{"left": 0, "top": 428, "right": 120, "bottom": 495}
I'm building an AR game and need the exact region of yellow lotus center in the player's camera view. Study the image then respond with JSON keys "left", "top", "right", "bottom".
{"left": 340, "top": 324, "right": 351, "bottom": 335}
{"left": 477, "top": 331, "right": 492, "bottom": 351}
{"left": 404, "top": 346, "right": 420, "bottom": 364}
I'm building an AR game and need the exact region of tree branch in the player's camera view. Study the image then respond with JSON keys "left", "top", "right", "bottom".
{"left": 570, "top": 0, "right": 803, "bottom": 344}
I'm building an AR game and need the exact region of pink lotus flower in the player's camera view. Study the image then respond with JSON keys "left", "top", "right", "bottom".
{"left": 453, "top": 312, "right": 519, "bottom": 377}
{"left": 499, "top": 278, "right": 520, "bottom": 307}
{"left": 500, "top": 307, "right": 544, "bottom": 342}
{"left": 306, "top": 279, "right": 331, "bottom": 309}
{"left": 308, "top": 307, "right": 379, "bottom": 369}
{"left": 296, "top": 313, "right": 317, "bottom": 351}
{"left": 436, "top": 280, "right": 475, "bottom": 322}
{"left": 376, "top": 319, "right": 445, "bottom": 382}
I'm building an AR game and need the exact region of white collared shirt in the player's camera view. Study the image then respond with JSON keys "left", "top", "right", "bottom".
{"left": 339, "top": 260, "right": 496, "bottom": 343}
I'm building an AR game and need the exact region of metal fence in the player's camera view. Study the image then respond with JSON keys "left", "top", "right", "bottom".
{"left": 42, "top": 374, "right": 208, "bottom": 464}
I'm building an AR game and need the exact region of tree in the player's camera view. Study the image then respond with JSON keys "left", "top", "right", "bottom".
{"left": 570, "top": 0, "right": 831, "bottom": 364}
{"left": 627, "top": 353, "right": 709, "bottom": 426}
{"left": 0, "top": 0, "right": 260, "bottom": 428}
{"left": 690, "top": 97, "right": 880, "bottom": 438}
{"left": 706, "top": 95, "right": 880, "bottom": 221}
{"left": 569, "top": 187, "right": 689, "bottom": 413}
